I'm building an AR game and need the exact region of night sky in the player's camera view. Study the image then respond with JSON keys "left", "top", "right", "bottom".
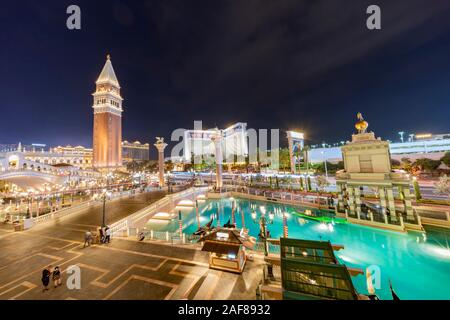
{"left": 1, "top": 1, "right": 450, "bottom": 158}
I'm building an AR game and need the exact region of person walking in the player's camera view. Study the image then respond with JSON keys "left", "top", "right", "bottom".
{"left": 99, "top": 227, "right": 104, "bottom": 243}
{"left": 41, "top": 266, "right": 51, "bottom": 292}
{"left": 52, "top": 266, "right": 62, "bottom": 288}
{"left": 84, "top": 231, "right": 92, "bottom": 248}
{"left": 105, "top": 227, "right": 111, "bottom": 243}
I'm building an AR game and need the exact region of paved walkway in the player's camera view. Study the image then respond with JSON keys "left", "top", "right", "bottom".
{"left": 0, "top": 190, "right": 263, "bottom": 300}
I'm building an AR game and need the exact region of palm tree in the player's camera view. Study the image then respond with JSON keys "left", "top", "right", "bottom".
{"left": 315, "top": 175, "right": 330, "bottom": 210}
{"left": 303, "top": 145, "right": 311, "bottom": 173}
{"left": 434, "top": 175, "right": 450, "bottom": 200}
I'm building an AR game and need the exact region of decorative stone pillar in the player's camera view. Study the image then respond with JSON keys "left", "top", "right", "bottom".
{"left": 336, "top": 183, "right": 344, "bottom": 212}
{"left": 378, "top": 187, "right": 388, "bottom": 224}
{"left": 347, "top": 187, "right": 356, "bottom": 217}
{"left": 386, "top": 187, "right": 397, "bottom": 220}
{"left": 402, "top": 187, "right": 415, "bottom": 221}
{"left": 154, "top": 138, "right": 168, "bottom": 188}
{"left": 354, "top": 186, "right": 361, "bottom": 219}
{"left": 378, "top": 187, "right": 387, "bottom": 212}
{"left": 211, "top": 131, "right": 223, "bottom": 189}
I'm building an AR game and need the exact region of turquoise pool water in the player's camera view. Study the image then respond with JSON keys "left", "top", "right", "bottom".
{"left": 146, "top": 198, "right": 450, "bottom": 300}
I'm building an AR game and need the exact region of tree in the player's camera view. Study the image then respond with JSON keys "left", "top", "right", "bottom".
{"left": 303, "top": 145, "right": 311, "bottom": 172}
{"left": 413, "top": 178, "right": 422, "bottom": 200}
{"left": 391, "top": 159, "right": 401, "bottom": 169}
{"left": 278, "top": 148, "right": 291, "bottom": 172}
{"left": 441, "top": 152, "right": 450, "bottom": 167}
{"left": 244, "top": 153, "right": 250, "bottom": 173}
{"left": 400, "top": 157, "right": 413, "bottom": 172}
{"left": 315, "top": 175, "right": 330, "bottom": 210}
{"left": 413, "top": 158, "right": 441, "bottom": 173}
{"left": 315, "top": 161, "right": 344, "bottom": 174}
{"left": 434, "top": 175, "right": 449, "bottom": 200}
{"left": 299, "top": 177, "right": 304, "bottom": 191}
{"left": 316, "top": 175, "right": 330, "bottom": 193}
{"left": 126, "top": 161, "right": 139, "bottom": 172}
{"left": 306, "top": 176, "right": 312, "bottom": 191}
{"left": 164, "top": 160, "right": 174, "bottom": 172}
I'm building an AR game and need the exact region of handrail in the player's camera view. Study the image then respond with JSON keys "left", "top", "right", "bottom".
{"left": 110, "top": 186, "right": 208, "bottom": 236}
{"left": 31, "top": 189, "right": 142, "bottom": 226}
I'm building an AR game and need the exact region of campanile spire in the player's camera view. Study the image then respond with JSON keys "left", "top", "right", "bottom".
{"left": 92, "top": 55, "right": 123, "bottom": 169}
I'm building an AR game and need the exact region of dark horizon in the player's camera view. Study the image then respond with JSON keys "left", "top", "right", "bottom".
{"left": 2, "top": 1, "right": 450, "bottom": 159}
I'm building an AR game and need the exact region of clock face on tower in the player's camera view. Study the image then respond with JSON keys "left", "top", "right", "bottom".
{"left": 92, "top": 55, "right": 123, "bottom": 169}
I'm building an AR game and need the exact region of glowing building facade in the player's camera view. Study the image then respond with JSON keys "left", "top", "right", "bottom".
{"left": 183, "top": 123, "right": 248, "bottom": 164}
{"left": 122, "top": 141, "right": 150, "bottom": 163}
{"left": 92, "top": 55, "right": 123, "bottom": 169}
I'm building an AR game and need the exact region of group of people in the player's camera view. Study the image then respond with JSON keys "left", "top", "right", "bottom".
{"left": 41, "top": 265, "right": 62, "bottom": 292}
{"left": 83, "top": 226, "right": 111, "bottom": 248}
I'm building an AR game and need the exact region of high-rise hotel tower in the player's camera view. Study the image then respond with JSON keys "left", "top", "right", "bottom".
{"left": 92, "top": 55, "right": 123, "bottom": 169}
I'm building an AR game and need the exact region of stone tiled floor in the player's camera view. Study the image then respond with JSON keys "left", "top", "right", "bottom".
{"left": 0, "top": 191, "right": 263, "bottom": 300}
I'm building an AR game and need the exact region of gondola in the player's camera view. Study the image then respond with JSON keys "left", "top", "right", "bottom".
{"left": 389, "top": 279, "right": 400, "bottom": 300}
{"left": 223, "top": 219, "right": 236, "bottom": 229}
{"left": 193, "top": 218, "right": 214, "bottom": 236}
{"left": 292, "top": 210, "right": 347, "bottom": 224}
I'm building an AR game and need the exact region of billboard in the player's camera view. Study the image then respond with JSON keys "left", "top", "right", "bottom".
{"left": 286, "top": 131, "right": 304, "bottom": 173}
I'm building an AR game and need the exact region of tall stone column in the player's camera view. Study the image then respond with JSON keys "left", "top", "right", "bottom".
{"left": 211, "top": 131, "right": 223, "bottom": 189}
{"left": 378, "top": 187, "right": 388, "bottom": 223}
{"left": 378, "top": 187, "right": 387, "bottom": 212}
{"left": 386, "top": 187, "right": 397, "bottom": 220}
{"left": 354, "top": 186, "right": 361, "bottom": 219}
{"left": 347, "top": 187, "right": 356, "bottom": 217}
{"left": 402, "top": 187, "right": 415, "bottom": 221}
{"left": 336, "top": 183, "right": 344, "bottom": 212}
{"left": 154, "top": 138, "right": 168, "bottom": 188}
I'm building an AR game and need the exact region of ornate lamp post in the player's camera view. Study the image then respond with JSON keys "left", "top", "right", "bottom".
{"left": 251, "top": 207, "right": 274, "bottom": 256}
{"left": 195, "top": 200, "right": 200, "bottom": 229}
{"left": 282, "top": 211, "right": 289, "bottom": 238}
{"left": 26, "top": 194, "right": 31, "bottom": 219}
{"left": 154, "top": 137, "right": 168, "bottom": 188}
{"left": 101, "top": 190, "right": 112, "bottom": 227}
{"left": 178, "top": 210, "right": 183, "bottom": 237}
{"left": 230, "top": 197, "right": 236, "bottom": 225}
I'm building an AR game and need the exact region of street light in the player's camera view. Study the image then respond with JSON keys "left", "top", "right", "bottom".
{"left": 251, "top": 208, "right": 274, "bottom": 256}
{"left": 398, "top": 131, "right": 405, "bottom": 143}
{"left": 101, "top": 190, "right": 112, "bottom": 227}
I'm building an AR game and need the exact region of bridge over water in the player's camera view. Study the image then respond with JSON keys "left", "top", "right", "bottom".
{"left": 0, "top": 169, "right": 69, "bottom": 190}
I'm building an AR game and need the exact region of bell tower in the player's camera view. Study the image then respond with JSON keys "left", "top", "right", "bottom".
{"left": 92, "top": 54, "right": 123, "bottom": 169}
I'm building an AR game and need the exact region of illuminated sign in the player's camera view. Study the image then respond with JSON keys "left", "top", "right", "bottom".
{"left": 415, "top": 134, "right": 432, "bottom": 139}
{"left": 287, "top": 131, "right": 304, "bottom": 140}
{"left": 216, "top": 232, "right": 230, "bottom": 240}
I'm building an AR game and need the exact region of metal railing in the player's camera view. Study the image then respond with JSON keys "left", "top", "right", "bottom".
{"left": 110, "top": 186, "right": 209, "bottom": 237}
{"left": 31, "top": 188, "right": 148, "bottom": 226}
{"left": 32, "top": 201, "right": 93, "bottom": 224}
{"left": 221, "top": 186, "right": 335, "bottom": 210}
{"left": 141, "top": 229, "right": 202, "bottom": 245}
